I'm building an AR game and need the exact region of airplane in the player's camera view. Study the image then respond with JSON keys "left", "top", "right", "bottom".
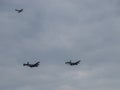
{"left": 65, "top": 60, "right": 81, "bottom": 66}
{"left": 23, "top": 61, "right": 40, "bottom": 68}
{"left": 15, "top": 9, "right": 23, "bottom": 13}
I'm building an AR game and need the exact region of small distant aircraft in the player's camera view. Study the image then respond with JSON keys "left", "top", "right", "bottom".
{"left": 15, "top": 9, "right": 23, "bottom": 13}
{"left": 23, "top": 61, "right": 40, "bottom": 68}
{"left": 65, "top": 60, "right": 81, "bottom": 66}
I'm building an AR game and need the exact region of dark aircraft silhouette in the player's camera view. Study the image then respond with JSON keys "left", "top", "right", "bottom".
{"left": 23, "top": 61, "right": 40, "bottom": 68}
{"left": 15, "top": 9, "right": 23, "bottom": 13}
{"left": 65, "top": 60, "right": 81, "bottom": 66}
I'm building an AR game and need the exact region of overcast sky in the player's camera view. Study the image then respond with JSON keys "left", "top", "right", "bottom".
{"left": 0, "top": 0, "right": 120, "bottom": 90}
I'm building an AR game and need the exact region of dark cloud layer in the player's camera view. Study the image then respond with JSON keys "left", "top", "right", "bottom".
{"left": 0, "top": 0, "right": 120, "bottom": 90}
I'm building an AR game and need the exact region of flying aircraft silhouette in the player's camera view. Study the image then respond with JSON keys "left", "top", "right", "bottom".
{"left": 65, "top": 60, "right": 81, "bottom": 66}
{"left": 23, "top": 61, "right": 40, "bottom": 68}
{"left": 15, "top": 9, "right": 23, "bottom": 13}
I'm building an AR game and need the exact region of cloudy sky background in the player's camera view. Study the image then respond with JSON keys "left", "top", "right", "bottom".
{"left": 0, "top": 0, "right": 120, "bottom": 90}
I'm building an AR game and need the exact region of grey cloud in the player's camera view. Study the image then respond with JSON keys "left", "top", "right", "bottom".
{"left": 0, "top": 0, "right": 120, "bottom": 90}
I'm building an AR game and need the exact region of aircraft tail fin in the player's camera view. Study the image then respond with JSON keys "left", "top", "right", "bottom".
{"left": 27, "top": 62, "right": 29, "bottom": 64}
{"left": 15, "top": 9, "right": 18, "bottom": 11}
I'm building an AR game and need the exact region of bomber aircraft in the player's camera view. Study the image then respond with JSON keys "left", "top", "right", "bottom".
{"left": 23, "top": 61, "right": 40, "bottom": 68}
{"left": 15, "top": 9, "right": 23, "bottom": 13}
{"left": 65, "top": 60, "right": 81, "bottom": 66}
